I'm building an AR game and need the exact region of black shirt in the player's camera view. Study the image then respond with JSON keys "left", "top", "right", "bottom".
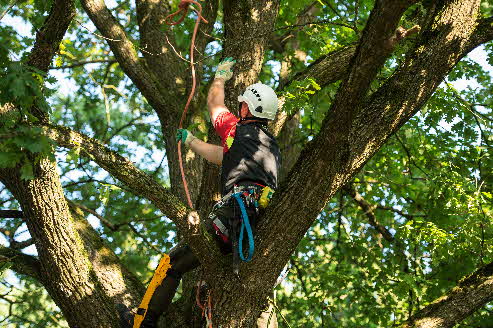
{"left": 220, "top": 120, "right": 281, "bottom": 195}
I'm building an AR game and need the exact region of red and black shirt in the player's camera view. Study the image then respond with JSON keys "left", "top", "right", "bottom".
{"left": 214, "top": 111, "right": 281, "bottom": 196}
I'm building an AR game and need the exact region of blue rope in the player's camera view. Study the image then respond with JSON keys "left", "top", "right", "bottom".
{"left": 233, "top": 192, "right": 254, "bottom": 262}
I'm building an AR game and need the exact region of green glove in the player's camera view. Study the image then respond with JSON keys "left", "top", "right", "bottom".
{"left": 215, "top": 57, "right": 236, "bottom": 81}
{"left": 176, "top": 129, "right": 196, "bottom": 147}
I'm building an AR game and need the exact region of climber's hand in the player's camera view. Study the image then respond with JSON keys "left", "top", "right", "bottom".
{"left": 215, "top": 57, "right": 236, "bottom": 81}
{"left": 176, "top": 129, "right": 196, "bottom": 147}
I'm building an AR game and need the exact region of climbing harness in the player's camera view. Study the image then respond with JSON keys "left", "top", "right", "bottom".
{"left": 209, "top": 184, "right": 275, "bottom": 273}
{"left": 132, "top": 254, "right": 171, "bottom": 328}
{"left": 165, "top": 0, "right": 208, "bottom": 209}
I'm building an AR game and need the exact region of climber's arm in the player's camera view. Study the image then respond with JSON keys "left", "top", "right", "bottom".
{"left": 208, "top": 57, "right": 236, "bottom": 122}
{"left": 176, "top": 129, "right": 223, "bottom": 165}
{"left": 189, "top": 138, "right": 223, "bottom": 165}
{"left": 207, "top": 78, "right": 229, "bottom": 123}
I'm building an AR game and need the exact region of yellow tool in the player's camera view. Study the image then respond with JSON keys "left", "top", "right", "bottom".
{"left": 259, "top": 186, "right": 274, "bottom": 208}
{"left": 133, "top": 254, "right": 171, "bottom": 328}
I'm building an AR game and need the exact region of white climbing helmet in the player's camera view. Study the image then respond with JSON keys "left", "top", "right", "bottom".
{"left": 237, "top": 83, "right": 278, "bottom": 120}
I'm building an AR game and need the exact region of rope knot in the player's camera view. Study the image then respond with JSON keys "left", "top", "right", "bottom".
{"left": 178, "top": 0, "right": 190, "bottom": 10}
{"left": 165, "top": 0, "right": 208, "bottom": 26}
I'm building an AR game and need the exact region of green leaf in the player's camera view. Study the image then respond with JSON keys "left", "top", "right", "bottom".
{"left": 67, "top": 147, "right": 81, "bottom": 165}
{"left": 0, "top": 151, "right": 22, "bottom": 168}
{"left": 20, "top": 161, "right": 34, "bottom": 180}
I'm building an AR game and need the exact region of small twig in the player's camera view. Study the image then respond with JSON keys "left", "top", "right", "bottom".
{"left": 375, "top": 205, "right": 426, "bottom": 220}
{"left": 164, "top": 34, "right": 191, "bottom": 63}
{"left": 49, "top": 59, "right": 117, "bottom": 70}
{"left": 127, "top": 223, "right": 161, "bottom": 254}
{"left": 152, "top": 152, "right": 167, "bottom": 177}
{"left": 395, "top": 133, "right": 430, "bottom": 179}
{"left": 103, "top": 114, "right": 147, "bottom": 143}
{"left": 75, "top": 19, "right": 122, "bottom": 42}
{"left": 0, "top": 0, "right": 16, "bottom": 22}
{"left": 0, "top": 132, "right": 21, "bottom": 140}
{"left": 353, "top": 0, "right": 359, "bottom": 30}
{"left": 268, "top": 296, "right": 292, "bottom": 328}
{"left": 69, "top": 201, "right": 117, "bottom": 231}
{"left": 275, "top": 19, "right": 357, "bottom": 33}
{"left": 62, "top": 179, "right": 96, "bottom": 189}
{"left": 290, "top": 258, "right": 309, "bottom": 295}
{"left": 323, "top": 0, "right": 346, "bottom": 22}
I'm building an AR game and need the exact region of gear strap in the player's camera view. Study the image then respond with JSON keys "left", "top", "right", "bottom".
{"left": 232, "top": 192, "right": 255, "bottom": 262}
{"left": 133, "top": 254, "right": 171, "bottom": 328}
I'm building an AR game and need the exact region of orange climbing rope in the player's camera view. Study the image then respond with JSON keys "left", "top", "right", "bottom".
{"left": 165, "top": 0, "right": 208, "bottom": 209}
{"left": 165, "top": 2, "right": 213, "bottom": 326}
{"left": 195, "top": 276, "right": 213, "bottom": 328}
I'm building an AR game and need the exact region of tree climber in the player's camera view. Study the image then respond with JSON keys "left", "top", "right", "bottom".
{"left": 120, "top": 58, "right": 281, "bottom": 328}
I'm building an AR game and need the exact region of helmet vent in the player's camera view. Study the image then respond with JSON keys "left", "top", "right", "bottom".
{"left": 255, "top": 106, "right": 263, "bottom": 113}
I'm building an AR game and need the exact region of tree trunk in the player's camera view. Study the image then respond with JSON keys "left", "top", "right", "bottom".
{"left": 2, "top": 0, "right": 493, "bottom": 327}
{"left": 1, "top": 160, "right": 121, "bottom": 327}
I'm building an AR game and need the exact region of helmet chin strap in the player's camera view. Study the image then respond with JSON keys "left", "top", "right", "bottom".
{"left": 239, "top": 116, "right": 269, "bottom": 124}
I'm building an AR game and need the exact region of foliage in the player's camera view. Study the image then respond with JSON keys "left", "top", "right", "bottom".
{"left": 0, "top": 0, "right": 492, "bottom": 327}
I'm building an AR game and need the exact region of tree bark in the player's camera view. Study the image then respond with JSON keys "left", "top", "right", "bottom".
{"left": 0, "top": 0, "right": 146, "bottom": 326}
{"left": 399, "top": 262, "right": 493, "bottom": 328}
{"left": 2, "top": 0, "right": 493, "bottom": 327}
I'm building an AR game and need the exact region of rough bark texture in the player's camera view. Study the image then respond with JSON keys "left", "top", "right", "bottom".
{"left": 1, "top": 162, "right": 122, "bottom": 327}
{"left": 2, "top": 0, "right": 493, "bottom": 327}
{"left": 399, "top": 261, "right": 493, "bottom": 328}
{"left": 0, "top": 0, "right": 145, "bottom": 326}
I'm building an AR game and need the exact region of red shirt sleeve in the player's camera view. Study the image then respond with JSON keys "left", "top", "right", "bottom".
{"left": 214, "top": 111, "right": 238, "bottom": 151}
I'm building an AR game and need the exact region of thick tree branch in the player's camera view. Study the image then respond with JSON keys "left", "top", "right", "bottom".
{"left": 271, "top": 45, "right": 356, "bottom": 137}
{"left": 80, "top": 0, "right": 173, "bottom": 119}
{"left": 327, "top": 0, "right": 417, "bottom": 124}
{"left": 277, "top": 44, "right": 356, "bottom": 92}
{"left": 468, "top": 16, "right": 493, "bottom": 51}
{"left": 0, "top": 210, "right": 23, "bottom": 218}
{"left": 272, "top": 24, "right": 419, "bottom": 137}
{"left": 280, "top": 23, "right": 419, "bottom": 92}
{"left": 135, "top": 0, "right": 184, "bottom": 102}
{"left": 222, "top": 0, "right": 281, "bottom": 107}
{"left": 252, "top": 0, "right": 484, "bottom": 301}
{"left": 0, "top": 245, "right": 42, "bottom": 281}
{"left": 40, "top": 123, "right": 221, "bottom": 272}
{"left": 399, "top": 261, "right": 493, "bottom": 328}
{"left": 26, "top": 0, "right": 76, "bottom": 72}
